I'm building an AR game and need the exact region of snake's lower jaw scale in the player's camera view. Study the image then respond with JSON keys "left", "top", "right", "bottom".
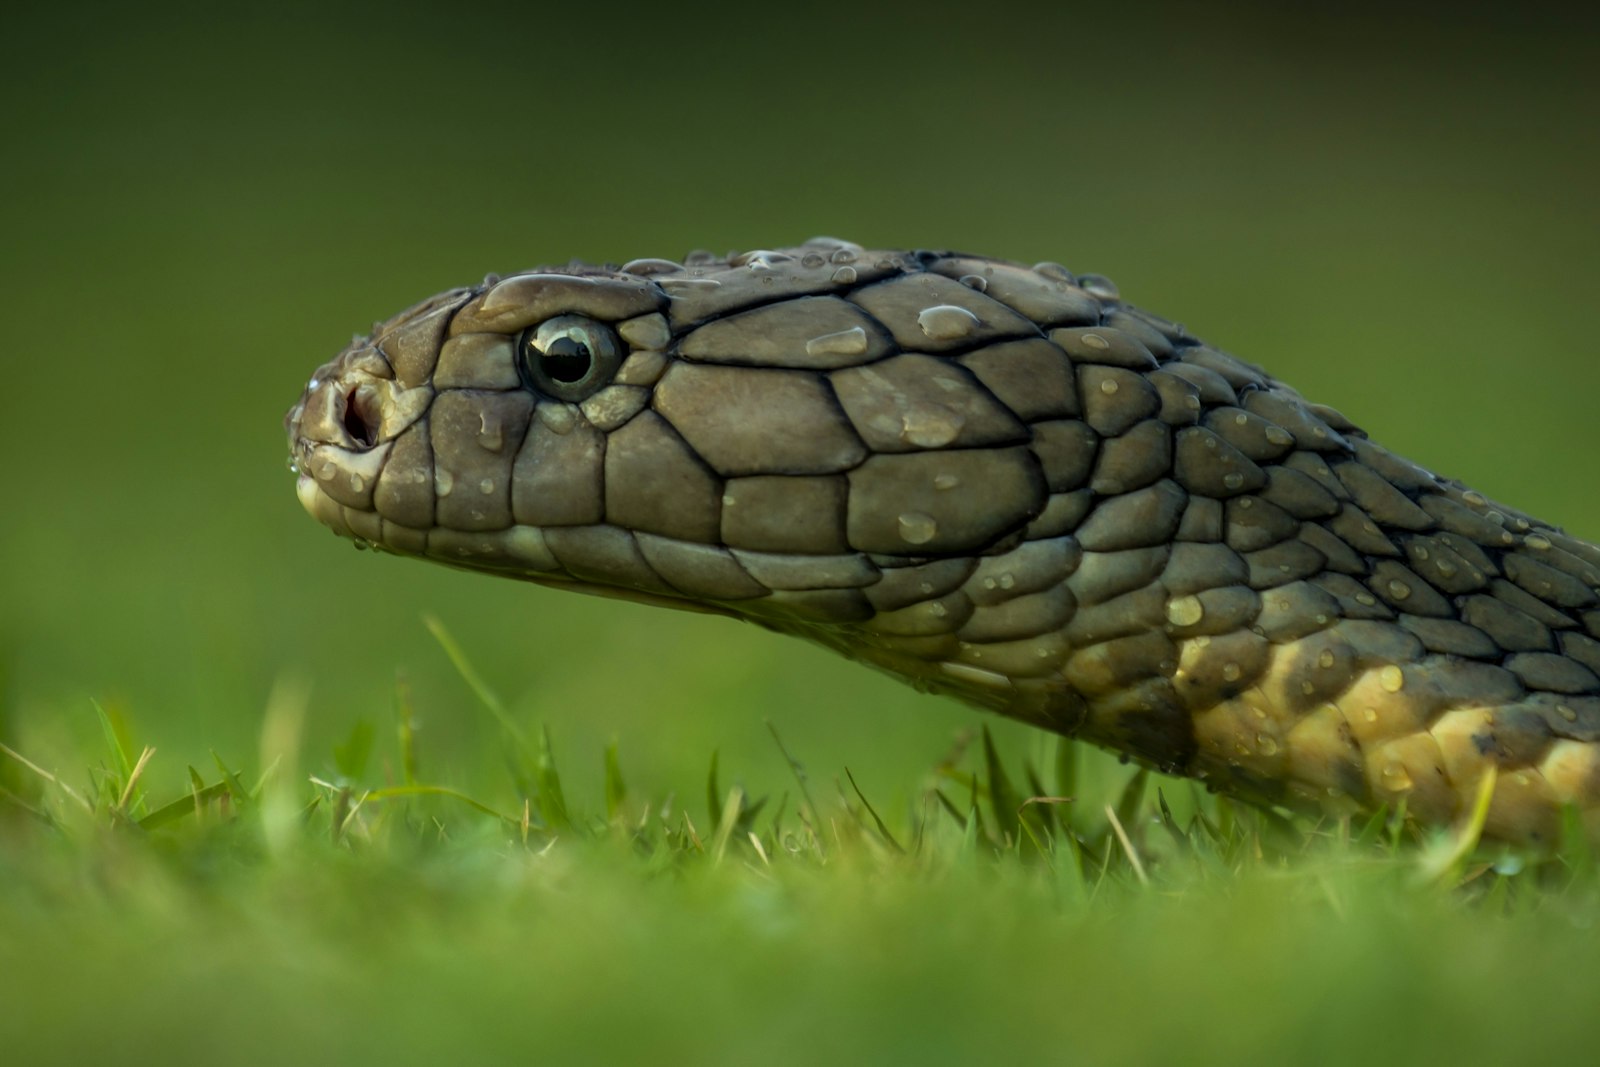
{"left": 285, "top": 241, "right": 1600, "bottom": 849}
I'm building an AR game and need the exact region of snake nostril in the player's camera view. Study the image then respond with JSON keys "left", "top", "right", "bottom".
{"left": 342, "top": 386, "right": 379, "bottom": 449}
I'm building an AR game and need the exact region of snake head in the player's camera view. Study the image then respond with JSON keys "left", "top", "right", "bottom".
{"left": 287, "top": 240, "right": 1109, "bottom": 726}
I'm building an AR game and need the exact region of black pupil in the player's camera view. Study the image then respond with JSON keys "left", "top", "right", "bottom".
{"left": 541, "top": 335, "right": 593, "bottom": 383}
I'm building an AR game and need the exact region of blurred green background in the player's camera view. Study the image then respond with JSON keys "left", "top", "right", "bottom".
{"left": 2, "top": 1, "right": 1597, "bottom": 830}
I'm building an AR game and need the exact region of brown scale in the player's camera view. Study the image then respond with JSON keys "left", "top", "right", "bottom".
{"left": 284, "top": 239, "right": 1600, "bottom": 850}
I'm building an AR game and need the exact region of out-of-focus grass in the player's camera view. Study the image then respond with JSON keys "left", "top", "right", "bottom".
{"left": 3, "top": 621, "right": 1599, "bottom": 1066}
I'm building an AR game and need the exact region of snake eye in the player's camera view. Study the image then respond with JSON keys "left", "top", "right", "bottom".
{"left": 518, "top": 315, "right": 623, "bottom": 402}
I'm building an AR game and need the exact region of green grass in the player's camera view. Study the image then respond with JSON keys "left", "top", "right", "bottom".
{"left": 5, "top": 621, "right": 1600, "bottom": 1066}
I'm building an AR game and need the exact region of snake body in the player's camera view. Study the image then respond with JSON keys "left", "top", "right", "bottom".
{"left": 285, "top": 239, "right": 1600, "bottom": 847}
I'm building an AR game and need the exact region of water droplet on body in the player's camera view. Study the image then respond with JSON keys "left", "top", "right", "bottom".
{"left": 917, "top": 305, "right": 980, "bottom": 341}
{"left": 898, "top": 512, "right": 939, "bottom": 545}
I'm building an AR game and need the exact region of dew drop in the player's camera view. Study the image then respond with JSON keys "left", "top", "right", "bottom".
{"left": 1081, "top": 332, "right": 1111, "bottom": 351}
{"left": 478, "top": 414, "right": 505, "bottom": 452}
{"left": 1462, "top": 490, "right": 1487, "bottom": 507}
{"left": 1318, "top": 650, "right": 1335, "bottom": 668}
{"left": 349, "top": 474, "right": 365, "bottom": 493}
{"left": 800, "top": 252, "right": 825, "bottom": 269}
{"left": 657, "top": 276, "right": 722, "bottom": 293}
{"left": 1387, "top": 579, "right": 1411, "bottom": 601}
{"left": 1033, "top": 261, "right": 1074, "bottom": 282}
{"left": 998, "top": 573, "right": 1015, "bottom": 590}
{"left": 1233, "top": 413, "right": 1248, "bottom": 426}
{"left": 1355, "top": 593, "right": 1377, "bottom": 606}
{"left": 1264, "top": 426, "right": 1293, "bottom": 447}
{"left": 898, "top": 512, "right": 939, "bottom": 545}
{"left": 933, "top": 472, "right": 960, "bottom": 490}
{"left": 805, "top": 326, "right": 869, "bottom": 357}
{"left": 1382, "top": 763, "right": 1414, "bottom": 791}
{"left": 831, "top": 265, "right": 858, "bottom": 284}
{"left": 1413, "top": 547, "right": 1430, "bottom": 561}
{"left": 958, "top": 273, "right": 988, "bottom": 292}
{"left": 1257, "top": 735, "right": 1279, "bottom": 756}
{"left": 830, "top": 248, "right": 857, "bottom": 265}
{"left": 1301, "top": 681, "right": 1315, "bottom": 696}
{"left": 1526, "top": 534, "right": 1552, "bottom": 551}
{"left": 1379, "top": 665, "right": 1405, "bottom": 692}
{"left": 1222, "top": 473, "right": 1244, "bottom": 490}
{"left": 1099, "top": 378, "right": 1120, "bottom": 395}
{"left": 917, "top": 304, "right": 980, "bottom": 341}
{"left": 1363, "top": 707, "right": 1378, "bottom": 723}
{"left": 1221, "top": 662, "right": 1242, "bottom": 682}
{"left": 1558, "top": 704, "right": 1578, "bottom": 723}
{"left": 1079, "top": 273, "right": 1120, "bottom": 300}
{"left": 479, "top": 478, "right": 495, "bottom": 495}
{"left": 1165, "top": 595, "right": 1205, "bottom": 627}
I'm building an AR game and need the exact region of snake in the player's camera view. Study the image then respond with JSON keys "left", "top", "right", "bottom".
{"left": 284, "top": 238, "right": 1600, "bottom": 849}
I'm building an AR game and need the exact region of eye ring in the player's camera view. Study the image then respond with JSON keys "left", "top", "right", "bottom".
{"left": 517, "top": 315, "right": 623, "bottom": 402}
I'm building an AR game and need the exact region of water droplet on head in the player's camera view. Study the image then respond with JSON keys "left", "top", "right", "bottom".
{"left": 805, "top": 326, "right": 869, "bottom": 358}
{"left": 1221, "top": 662, "right": 1242, "bottom": 682}
{"left": 1099, "top": 378, "right": 1120, "bottom": 395}
{"left": 958, "top": 273, "right": 988, "bottom": 292}
{"left": 898, "top": 512, "right": 939, "bottom": 545}
{"left": 1257, "top": 735, "right": 1279, "bottom": 755}
{"left": 1222, "top": 472, "right": 1244, "bottom": 490}
{"left": 1317, "top": 650, "right": 1335, "bottom": 669}
{"left": 1526, "top": 534, "right": 1552, "bottom": 551}
{"left": 831, "top": 265, "right": 858, "bottom": 284}
{"left": 349, "top": 474, "right": 365, "bottom": 493}
{"left": 479, "top": 478, "right": 495, "bottom": 495}
{"left": 800, "top": 252, "right": 825, "bottom": 269}
{"left": 1379, "top": 665, "right": 1405, "bottom": 692}
{"left": 1462, "top": 490, "right": 1487, "bottom": 508}
{"left": 1033, "top": 261, "right": 1074, "bottom": 283}
{"left": 1354, "top": 592, "right": 1377, "bottom": 606}
{"left": 917, "top": 304, "right": 980, "bottom": 341}
{"left": 1081, "top": 333, "right": 1111, "bottom": 351}
{"left": 1264, "top": 426, "right": 1293, "bottom": 447}
{"left": 1079, "top": 273, "right": 1119, "bottom": 300}
{"left": 1387, "top": 579, "right": 1411, "bottom": 601}
{"left": 933, "top": 472, "right": 960, "bottom": 490}
{"left": 1558, "top": 704, "right": 1579, "bottom": 723}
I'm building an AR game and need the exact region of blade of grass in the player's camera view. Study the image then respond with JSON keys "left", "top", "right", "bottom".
{"left": 844, "top": 767, "right": 904, "bottom": 854}
{"left": 423, "top": 614, "right": 529, "bottom": 749}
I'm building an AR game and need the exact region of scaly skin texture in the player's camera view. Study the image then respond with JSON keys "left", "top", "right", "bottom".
{"left": 285, "top": 239, "right": 1600, "bottom": 848}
